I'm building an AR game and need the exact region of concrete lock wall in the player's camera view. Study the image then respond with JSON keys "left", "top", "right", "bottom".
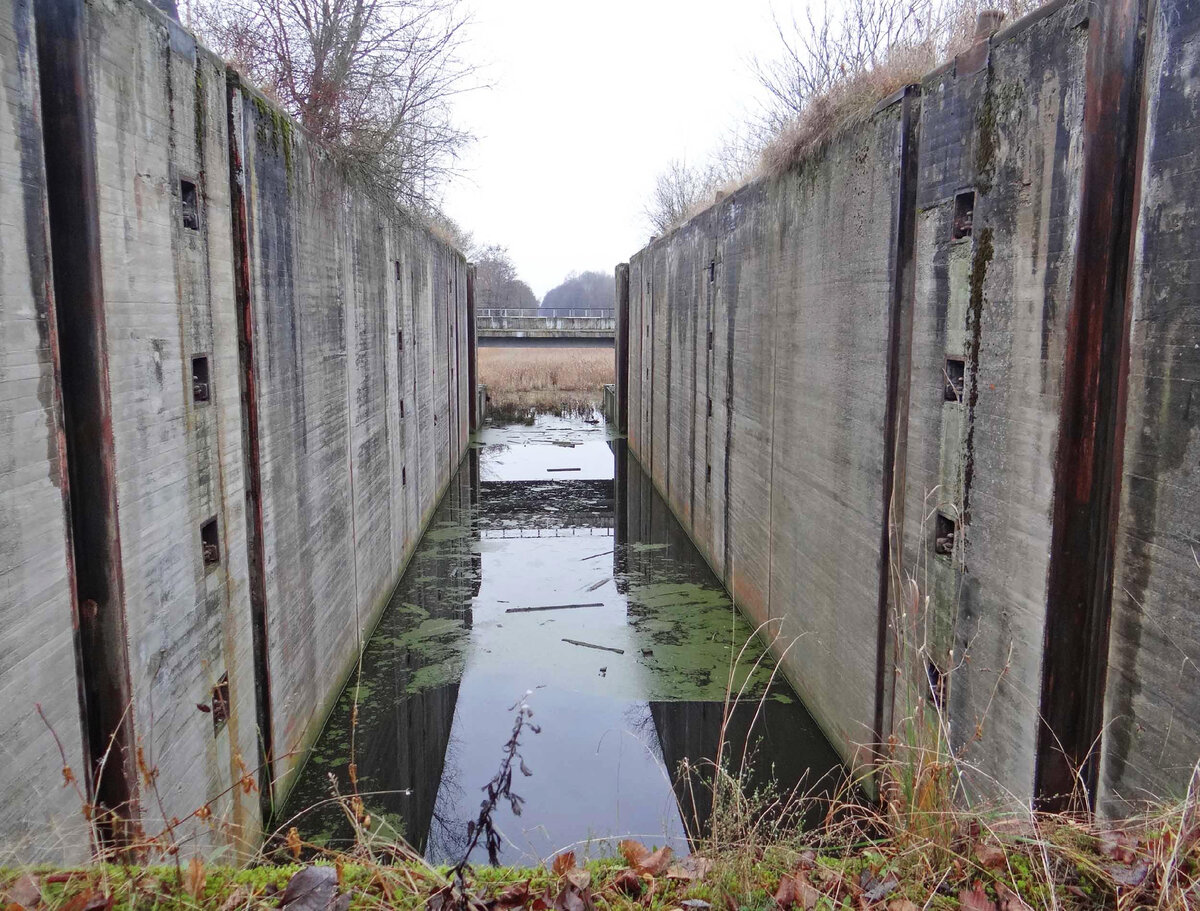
{"left": 620, "top": 0, "right": 1200, "bottom": 812}
{"left": 0, "top": 0, "right": 91, "bottom": 860}
{"left": 0, "top": 0, "right": 472, "bottom": 859}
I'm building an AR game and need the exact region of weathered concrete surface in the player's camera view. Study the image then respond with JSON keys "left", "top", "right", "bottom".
{"left": 1101, "top": 0, "right": 1200, "bottom": 809}
{"left": 229, "top": 79, "right": 471, "bottom": 801}
{"left": 622, "top": 0, "right": 1200, "bottom": 811}
{"left": 0, "top": 0, "right": 471, "bottom": 859}
{"left": 0, "top": 0, "right": 90, "bottom": 860}
{"left": 903, "top": 2, "right": 1089, "bottom": 804}
{"left": 77, "top": 0, "right": 260, "bottom": 851}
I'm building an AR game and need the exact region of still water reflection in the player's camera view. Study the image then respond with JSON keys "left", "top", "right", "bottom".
{"left": 279, "top": 413, "right": 842, "bottom": 864}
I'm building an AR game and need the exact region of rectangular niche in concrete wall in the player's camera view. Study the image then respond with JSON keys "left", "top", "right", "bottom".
{"left": 211, "top": 673, "right": 229, "bottom": 734}
{"left": 192, "top": 355, "right": 211, "bottom": 403}
{"left": 934, "top": 511, "right": 957, "bottom": 557}
{"left": 952, "top": 190, "right": 975, "bottom": 240}
{"left": 180, "top": 178, "right": 200, "bottom": 231}
{"left": 944, "top": 357, "right": 965, "bottom": 403}
{"left": 201, "top": 517, "right": 219, "bottom": 567}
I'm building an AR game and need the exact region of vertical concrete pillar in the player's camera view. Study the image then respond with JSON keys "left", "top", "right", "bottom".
{"left": 34, "top": 0, "right": 140, "bottom": 843}
{"left": 615, "top": 263, "right": 631, "bottom": 434}
{"left": 467, "top": 264, "right": 479, "bottom": 431}
{"left": 1036, "top": 0, "right": 1147, "bottom": 808}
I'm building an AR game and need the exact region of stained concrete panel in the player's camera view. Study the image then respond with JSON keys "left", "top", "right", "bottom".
{"left": 82, "top": 0, "right": 260, "bottom": 850}
{"left": 0, "top": 0, "right": 91, "bottom": 861}
{"left": 1102, "top": 0, "right": 1200, "bottom": 809}
{"left": 231, "top": 84, "right": 470, "bottom": 801}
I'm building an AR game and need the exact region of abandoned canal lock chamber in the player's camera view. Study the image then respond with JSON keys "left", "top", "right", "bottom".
{"left": 616, "top": 0, "right": 1200, "bottom": 814}
{"left": 0, "top": 0, "right": 474, "bottom": 859}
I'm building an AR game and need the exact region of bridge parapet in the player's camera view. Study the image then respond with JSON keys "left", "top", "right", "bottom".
{"left": 477, "top": 308, "right": 615, "bottom": 341}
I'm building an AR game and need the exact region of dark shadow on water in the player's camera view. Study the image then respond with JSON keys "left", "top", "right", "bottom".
{"left": 274, "top": 416, "right": 844, "bottom": 864}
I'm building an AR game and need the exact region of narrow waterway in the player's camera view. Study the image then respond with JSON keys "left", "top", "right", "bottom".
{"left": 279, "top": 411, "right": 842, "bottom": 865}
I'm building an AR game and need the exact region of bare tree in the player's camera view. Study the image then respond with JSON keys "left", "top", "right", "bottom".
{"left": 473, "top": 245, "right": 538, "bottom": 311}
{"left": 644, "top": 159, "right": 726, "bottom": 236}
{"left": 194, "top": 0, "right": 477, "bottom": 210}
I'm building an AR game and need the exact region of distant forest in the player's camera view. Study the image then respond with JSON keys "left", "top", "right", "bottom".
{"left": 541, "top": 271, "right": 614, "bottom": 312}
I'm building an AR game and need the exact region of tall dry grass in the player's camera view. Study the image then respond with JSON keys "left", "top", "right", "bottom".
{"left": 477, "top": 347, "right": 613, "bottom": 395}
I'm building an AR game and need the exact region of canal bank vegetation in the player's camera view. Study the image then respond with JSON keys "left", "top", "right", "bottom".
{"left": 478, "top": 348, "right": 613, "bottom": 421}
{"left": 6, "top": 683, "right": 1198, "bottom": 909}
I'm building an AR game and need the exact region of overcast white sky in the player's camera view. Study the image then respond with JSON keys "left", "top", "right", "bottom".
{"left": 441, "top": 0, "right": 800, "bottom": 299}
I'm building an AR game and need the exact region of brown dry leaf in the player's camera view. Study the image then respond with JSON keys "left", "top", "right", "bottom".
{"left": 619, "top": 840, "right": 650, "bottom": 869}
{"left": 635, "top": 847, "right": 672, "bottom": 876}
{"left": 565, "top": 870, "right": 591, "bottom": 892}
{"left": 995, "top": 884, "right": 1033, "bottom": 911}
{"left": 58, "top": 892, "right": 110, "bottom": 911}
{"left": 887, "top": 901, "right": 919, "bottom": 911}
{"left": 492, "top": 881, "right": 531, "bottom": 911}
{"left": 958, "top": 882, "right": 997, "bottom": 911}
{"left": 666, "top": 856, "right": 712, "bottom": 881}
{"left": 4, "top": 875, "right": 40, "bottom": 909}
{"left": 611, "top": 870, "right": 643, "bottom": 897}
{"left": 217, "top": 887, "right": 251, "bottom": 911}
{"left": 551, "top": 852, "right": 577, "bottom": 877}
{"left": 184, "top": 857, "right": 207, "bottom": 900}
{"left": 774, "top": 874, "right": 798, "bottom": 909}
{"left": 973, "top": 844, "right": 1007, "bottom": 870}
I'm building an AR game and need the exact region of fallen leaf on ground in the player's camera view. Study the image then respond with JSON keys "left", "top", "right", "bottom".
{"left": 887, "top": 901, "right": 919, "bottom": 911}
{"left": 217, "top": 886, "right": 250, "bottom": 911}
{"left": 680, "top": 900, "right": 711, "bottom": 910}
{"left": 491, "top": 881, "right": 530, "bottom": 911}
{"left": 619, "top": 840, "right": 649, "bottom": 868}
{"left": 610, "top": 870, "right": 643, "bottom": 896}
{"left": 861, "top": 870, "right": 899, "bottom": 903}
{"left": 1107, "top": 860, "right": 1149, "bottom": 889}
{"left": 57, "top": 892, "right": 110, "bottom": 911}
{"left": 973, "top": 844, "right": 1007, "bottom": 870}
{"left": 564, "top": 870, "right": 591, "bottom": 891}
{"left": 995, "top": 884, "right": 1033, "bottom": 911}
{"left": 635, "top": 847, "right": 673, "bottom": 876}
{"left": 4, "top": 875, "right": 40, "bottom": 909}
{"left": 280, "top": 867, "right": 340, "bottom": 911}
{"left": 184, "top": 857, "right": 207, "bottom": 900}
{"left": 959, "top": 882, "right": 997, "bottom": 911}
{"left": 666, "top": 856, "right": 712, "bottom": 881}
{"left": 552, "top": 852, "right": 577, "bottom": 876}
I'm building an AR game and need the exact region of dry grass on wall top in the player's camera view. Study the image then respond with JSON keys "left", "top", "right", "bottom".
{"left": 477, "top": 347, "right": 614, "bottom": 395}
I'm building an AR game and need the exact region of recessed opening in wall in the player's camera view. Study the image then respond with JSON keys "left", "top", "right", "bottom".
{"left": 180, "top": 179, "right": 200, "bottom": 230}
{"left": 707, "top": 330, "right": 713, "bottom": 350}
{"left": 192, "top": 355, "right": 211, "bottom": 403}
{"left": 934, "top": 511, "right": 956, "bottom": 557}
{"left": 926, "top": 660, "right": 946, "bottom": 709}
{"left": 952, "top": 190, "right": 975, "bottom": 240}
{"left": 706, "top": 464, "right": 711, "bottom": 483}
{"left": 395, "top": 260, "right": 401, "bottom": 280}
{"left": 201, "top": 517, "right": 220, "bottom": 567}
{"left": 944, "top": 356, "right": 965, "bottom": 402}
{"left": 707, "top": 260, "right": 716, "bottom": 283}
{"left": 211, "top": 673, "right": 229, "bottom": 733}
{"left": 400, "top": 399, "right": 406, "bottom": 418}
{"left": 402, "top": 466, "right": 407, "bottom": 487}
{"left": 707, "top": 397, "right": 713, "bottom": 417}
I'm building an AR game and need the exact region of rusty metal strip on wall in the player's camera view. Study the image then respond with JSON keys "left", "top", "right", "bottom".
{"left": 1036, "top": 0, "right": 1147, "bottom": 809}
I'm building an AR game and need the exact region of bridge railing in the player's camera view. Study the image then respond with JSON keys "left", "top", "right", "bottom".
{"left": 476, "top": 308, "right": 615, "bottom": 319}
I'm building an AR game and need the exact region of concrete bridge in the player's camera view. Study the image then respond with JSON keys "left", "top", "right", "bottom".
{"left": 476, "top": 308, "right": 615, "bottom": 346}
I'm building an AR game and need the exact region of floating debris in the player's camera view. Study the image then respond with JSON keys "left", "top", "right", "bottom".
{"left": 562, "top": 638, "right": 625, "bottom": 655}
{"left": 505, "top": 602, "right": 604, "bottom": 614}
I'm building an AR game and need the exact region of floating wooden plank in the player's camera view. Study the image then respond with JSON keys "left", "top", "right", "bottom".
{"left": 505, "top": 602, "right": 604, "bottom": 614}
{"left": 562, "top": 638, "right": 624, "bottom": 655}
